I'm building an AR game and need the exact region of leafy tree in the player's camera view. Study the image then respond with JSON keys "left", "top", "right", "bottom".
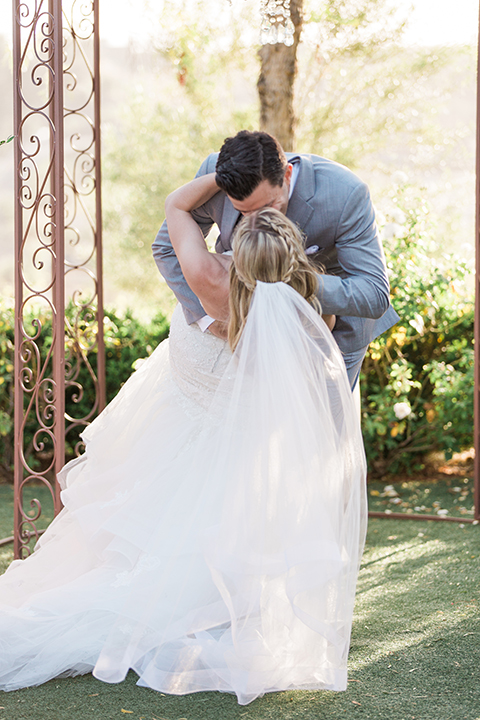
{"left": 259, "top": 0, "right": 407, "bottom": 147}
{"left": 295, "top": 42, "right": 472, "bottom": 170}
{"left": 258, "top": 0, "right": 304, "bottom": 150}
{"left": 102, "top": 0, "right": 471, "bottom": 308}
{"left": 103, "top": 0, "right": 260, "bottom": 311}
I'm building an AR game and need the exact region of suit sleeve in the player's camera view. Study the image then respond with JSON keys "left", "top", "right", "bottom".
{"left": 316, "top": 182, "right": 391, "bottom": 319}
{"left": 152, "top": 156, "right": 216, "bottom": 325}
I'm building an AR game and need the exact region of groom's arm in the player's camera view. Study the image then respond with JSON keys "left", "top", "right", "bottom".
{"left": 152, "top": 155, "right": 220, "bottom": 324}
{"left": 316, "top": 182, "right": 390, "bottom": 319}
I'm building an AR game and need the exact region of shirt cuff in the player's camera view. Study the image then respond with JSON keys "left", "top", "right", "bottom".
{"left": 196, "top": 315, "right": 216, "bottom": 332}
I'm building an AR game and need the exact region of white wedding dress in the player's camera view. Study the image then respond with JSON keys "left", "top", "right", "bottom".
{"left": 0, "top": 282, "right": 367, "bottom": 705}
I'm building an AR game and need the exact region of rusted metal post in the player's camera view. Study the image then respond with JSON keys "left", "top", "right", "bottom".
{"left": 12, "top": 0, "right": 23, "bottom": 560}
{"left": 52, "top": 0, "right": 66, "bottom": 517}
{"left": 474, "top": 0, "right": 480, "bottom": 522}
{"left": 13, "top": 0, "right": 61, "bottom": 557}
{"left": 12, "top": 0, "right": 105, "bottom": 558}
{"left": 94, "top": 0, "right": 106, "bottom": 414}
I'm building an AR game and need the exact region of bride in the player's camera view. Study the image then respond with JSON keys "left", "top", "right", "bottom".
{"left": 0, "top": 174, "right": 367, "bottom": 705}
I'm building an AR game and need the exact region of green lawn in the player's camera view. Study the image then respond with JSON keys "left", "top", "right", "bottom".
{"left": 0, "top": 480, "right": 479, "bottom": 720}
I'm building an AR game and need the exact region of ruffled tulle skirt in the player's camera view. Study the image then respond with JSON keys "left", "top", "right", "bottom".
{"left": 0, "top": 284, "right": 367, "bottom": 705}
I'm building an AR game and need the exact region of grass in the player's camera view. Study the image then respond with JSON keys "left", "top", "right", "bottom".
{"left": 0, "top": 479, "right": 479, "bottom": 720}
{"left": 367, "top": 472, "right": 476, "bottom": 520}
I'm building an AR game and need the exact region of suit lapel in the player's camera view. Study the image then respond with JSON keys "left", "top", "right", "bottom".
{"left": 286, "top": 155, "right": 315, "bottom": 232}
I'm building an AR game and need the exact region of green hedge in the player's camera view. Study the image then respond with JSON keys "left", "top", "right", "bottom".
{"left": 362, "top": 182, "right": 474, "bottom": 475}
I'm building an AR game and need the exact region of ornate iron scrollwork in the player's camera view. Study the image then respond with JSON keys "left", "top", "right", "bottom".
{"left": 13, "top": 0, "right": 104, "bottom": 559}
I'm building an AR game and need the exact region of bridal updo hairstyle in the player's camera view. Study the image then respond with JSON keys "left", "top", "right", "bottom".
{"left": 228, "top": 208, "right": 322, "bottom": 351}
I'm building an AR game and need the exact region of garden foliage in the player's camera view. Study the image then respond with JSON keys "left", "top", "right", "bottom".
{"left": 362, "top": 179, "right": 474, "bottom": 475}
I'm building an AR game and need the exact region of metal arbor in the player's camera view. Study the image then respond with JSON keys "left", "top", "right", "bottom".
{"left": 10, "top": 1, "right": 480, "bottom": 557}
{"left": 12, "top": 0, "right": 105, "bottom": 558}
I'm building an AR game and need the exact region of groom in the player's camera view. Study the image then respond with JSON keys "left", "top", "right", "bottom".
{"left": 153, "top": 130, "right": 399, "bottom": 388}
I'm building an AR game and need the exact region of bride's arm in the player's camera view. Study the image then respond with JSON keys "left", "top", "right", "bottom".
{"left": 322, "top": 314, "right": 336, "bottom": 331}
{"left": 164, "top": 175, "right": 230, "bottom": 322}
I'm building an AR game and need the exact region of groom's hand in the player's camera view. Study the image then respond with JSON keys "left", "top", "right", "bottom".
{"left": 208, "top": 319, "right": 228, "bottom": 340}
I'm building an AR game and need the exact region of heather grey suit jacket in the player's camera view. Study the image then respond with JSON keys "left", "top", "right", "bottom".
{"left": 152, "top": 152, "right": 399, "bottom": 355}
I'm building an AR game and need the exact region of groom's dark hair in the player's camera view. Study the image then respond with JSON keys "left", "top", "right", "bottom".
{"left": 215, "top": 130, "right": 287, "bottom": 200}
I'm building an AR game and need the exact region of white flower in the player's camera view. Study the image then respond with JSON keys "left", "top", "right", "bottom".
{"left": 381, "top": 222, "right": 405, "bottom": 240}
{"left": 437, "top": 509, "right": 449, "bottom": 517}
{"left": 394, "top": 402, "right": 412, "bottom": 420}
{"left": 132, "top": 357, "right": 147, "bottom": 371}
{"left": 391, "top": 208, "right": 406, "bottom": 225}
{"left": 460, "top": 243, "right": 473, "bottom": 258}
{"left": 392, "top": 170, "right": 408, "bottom": 185}
{"left": 382, "top": 222, "right": 398, "bottom": 240}
{"left": 382, "top": 485, "right": 399, "bottom": 497}
{"left": 409, "top": 314, "right": 425, "bottom": 335}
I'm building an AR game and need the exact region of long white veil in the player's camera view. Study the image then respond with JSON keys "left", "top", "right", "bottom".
{"left": 202, "top": 279, "right": 367, "bottom": 677}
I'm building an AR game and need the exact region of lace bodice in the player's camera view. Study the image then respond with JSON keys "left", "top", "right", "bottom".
{"left": 169, "top": 305, "right": 231, "bottom": 411}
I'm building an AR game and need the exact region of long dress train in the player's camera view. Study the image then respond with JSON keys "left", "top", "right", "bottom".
{"left": 0, "top": 281, "right": 367, "bottom": 705}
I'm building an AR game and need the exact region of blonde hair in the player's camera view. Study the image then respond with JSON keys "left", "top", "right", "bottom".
{"left": 228, "top": 208, "right": 322, "bottom": 351}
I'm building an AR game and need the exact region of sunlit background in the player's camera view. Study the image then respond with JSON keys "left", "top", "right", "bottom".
{"left": 1, "top": 0, "right": 477, "bottom": 48}
{"left": 0, "top": 0, "right": 478, "bottom": 313}
{"left": 0, "top": 0, "right": 477, "bottom": 488}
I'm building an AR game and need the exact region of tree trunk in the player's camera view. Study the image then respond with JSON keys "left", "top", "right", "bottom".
{"left": 257, "top": 0, "right": 303, "bottom": 151}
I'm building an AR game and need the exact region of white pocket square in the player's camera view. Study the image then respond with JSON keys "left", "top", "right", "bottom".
{"left": 305, "top": 245, "right": 319, "bottom": 255}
